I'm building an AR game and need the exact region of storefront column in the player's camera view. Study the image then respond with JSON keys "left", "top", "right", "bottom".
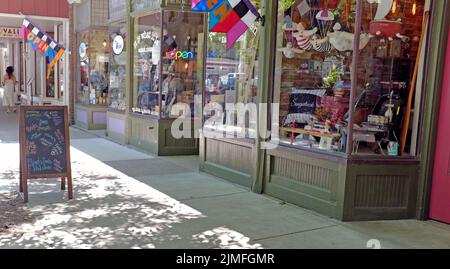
{"left": 253, "top": 0, "right": 274, "bottom": 193}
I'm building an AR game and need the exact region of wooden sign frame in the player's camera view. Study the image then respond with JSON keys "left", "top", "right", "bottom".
{"left": 19, "top": 105, "right": 73, "bottom": 203}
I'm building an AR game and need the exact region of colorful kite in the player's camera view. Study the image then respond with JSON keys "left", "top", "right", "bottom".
{"left": 193, "top": 0, "right": 260, "bottom": 49}
{"left": 19, "top": 18, "right": 65, "bottom": 78}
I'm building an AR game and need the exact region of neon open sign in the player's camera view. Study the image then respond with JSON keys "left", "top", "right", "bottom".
{"left": 166, "top": 49, "right": 194, "bottom": 60}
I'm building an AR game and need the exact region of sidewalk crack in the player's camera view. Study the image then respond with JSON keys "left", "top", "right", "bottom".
{"left": 251, "top": 224, "right": 338, "bottom": 242}
{"left": 179, "top": 191, "right": 249, "bottom": 202}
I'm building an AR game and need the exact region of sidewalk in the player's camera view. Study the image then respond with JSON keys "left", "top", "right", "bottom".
{"left": 1, "top": 112, "right": 450, "bottom": 249}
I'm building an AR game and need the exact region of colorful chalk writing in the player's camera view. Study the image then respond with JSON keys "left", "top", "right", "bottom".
{"left": 23, "top": 108, "right": 68, "bottom": 175}
{"left": 27, "top": 157, "right": 53, "bottom": 172}
{"left": 26, "top": 141, "right": 37, "bottom": 155}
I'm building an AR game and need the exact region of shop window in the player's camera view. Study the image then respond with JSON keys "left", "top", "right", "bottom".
{"left": 273, "top": 0, "right": 426, "bottom": 157}
{"left": 109, "top": 22, "right": 127, "bottom": 111}
{"left": 204, "top": 0, "right": 261, "bottom": 139}
{"left": 132, "top": 12, "right": 162, "bottom": 116}
{"left": 78, "top": 32, "right": 90, "bottom": 105}
{"left": 78, "top": 30, "right": 110, "bottom": 106}
{"left": 352, "top": 0, "right": 427, "bottom": 157}
{"left": 274, "top": 1, "right": 354, "bottom": 153}
{"left": 161, "top": 11, "right": 204, "bottom": 118}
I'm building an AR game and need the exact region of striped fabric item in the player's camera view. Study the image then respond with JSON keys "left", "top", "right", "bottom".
{"left": 295, "top": 35, "right": 313, "bottom": 51}
{"left": 311, "top": 37, "right": 332, "bottom": 52}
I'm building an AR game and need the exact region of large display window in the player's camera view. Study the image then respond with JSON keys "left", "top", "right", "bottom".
{"left": 132, "top": 10, "right": 204, "bottom": 118}
{"left": 109, "top": 21, "right": 127, "bottom": 111}
{"left": 77, "top": 30, "right": 110, "bottom": 106}
{"left": 352, "top": 0, "right": 427, "bottom": 157}
{"left": 203, "top": 0, "right": 262, "bottom": 139}
{"left": 273, "top": 0, "right": 427, "bottom": 157}
{"left": 132, "top": 12, "right": 162, "bottom": 116}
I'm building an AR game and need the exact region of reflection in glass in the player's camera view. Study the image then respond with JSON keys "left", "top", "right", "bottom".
{"left": 204, "top": 0, "right": 261, "bottom": 139}
{"left": 132, "top": 13, "right": 162, "bottom": 116}
{"left": 109, "top": 21, "right": 127, "bottom": 111}
{"left": 274, "top": 1, "right": 353, "bottom": 153}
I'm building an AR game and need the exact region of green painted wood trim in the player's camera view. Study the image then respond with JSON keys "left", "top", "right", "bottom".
{"left": 201, "top": 161, "right": 253, "bottom": 189}
{"left": 125, "top": 0, "right": 134, "bottom": 145}
{"left": 253, "top": 0, "right": 274, "bottom": 193}
{"left": 157, "top": 119, "right": 199, "bottom": 156}
{"left": 264, "top": 150, "right": 346, "bottom": 220}
{"left": 265, "top": 182, "right": 339, "bottom": 219}
{"left": 417, "top": 0, "right": 450, "bottom": 220}
{"left": 344, "top": 163, "right": 420, "bottom": 221}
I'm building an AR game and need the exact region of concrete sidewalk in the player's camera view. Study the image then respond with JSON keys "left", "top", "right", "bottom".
{"left": 1, "top": 112, "right": 450, "bottom": 249}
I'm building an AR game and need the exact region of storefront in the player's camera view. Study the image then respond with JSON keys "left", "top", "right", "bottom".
{"left": 199, "top": 0, "right": 264, "bottom": 189}
{"left": 74, "top": 0, "right": 110, "bottom": 130}
{"left": 127, "top": 0, "right": 204, "bottom": 155}
{"left": 0, "top": 7, "right": 70, "bottom": 109}
{"left": 199, "top": 0, "right": 450, "bottom": 221}
{"left": 106, "top": 0, "right": 128, "bottom": 143}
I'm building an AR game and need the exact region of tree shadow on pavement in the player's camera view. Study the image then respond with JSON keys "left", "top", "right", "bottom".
{"left": 0, "top": 149, "right": 262, "bottom": 249}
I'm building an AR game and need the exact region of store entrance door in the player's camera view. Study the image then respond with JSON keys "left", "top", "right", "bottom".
{"left": 0, "top": 39, "right": 10, "bottom": 110}
{"left": 430, "top": 31, "right": 450, "bottom": 224}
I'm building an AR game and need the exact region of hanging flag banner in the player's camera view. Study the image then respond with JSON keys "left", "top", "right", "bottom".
{"left": 19, "top": 18, "right": 65, "bottom": 78}
{"left": 193, "top": 0, "right": 260, "bottom": 49}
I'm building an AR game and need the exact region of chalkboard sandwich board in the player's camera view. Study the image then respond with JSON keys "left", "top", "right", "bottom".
{"left": 19, "top": 105, "right": 73, "bottom": 202}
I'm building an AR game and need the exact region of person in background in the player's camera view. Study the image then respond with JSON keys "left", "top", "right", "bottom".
{"left": 2, "top": 66, "right": 16, "bottom": 113}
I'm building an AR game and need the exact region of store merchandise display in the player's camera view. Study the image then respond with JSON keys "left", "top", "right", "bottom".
{"left": 276, "top": 0, "right": 426, "bottom": 156}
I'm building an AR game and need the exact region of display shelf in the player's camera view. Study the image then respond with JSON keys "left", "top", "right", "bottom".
{"left": 280, "top": 127, "right": 341, "bottom": 139}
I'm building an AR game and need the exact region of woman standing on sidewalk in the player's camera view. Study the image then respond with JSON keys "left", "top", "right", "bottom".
{"left": 2, "top": 66, "right": 16, "bottom": 113}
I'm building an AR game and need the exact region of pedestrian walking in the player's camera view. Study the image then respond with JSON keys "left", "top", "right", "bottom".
{"left": 2, "top": 66, "right": 17, "bottom": 113}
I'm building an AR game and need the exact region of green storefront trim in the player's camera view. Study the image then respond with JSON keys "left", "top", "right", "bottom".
{"left": 199, "top": 0, "right": 450, "bottom": 221}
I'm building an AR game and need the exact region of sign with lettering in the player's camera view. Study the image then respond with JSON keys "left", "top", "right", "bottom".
{"left": 19, "top": 106, "right": 73, "bottom": 202}
{"left": 0, "top": 27, "right": 20, "bottom": 38}
{"left": 289, "top": 93, "right": 318, "bottom": 114}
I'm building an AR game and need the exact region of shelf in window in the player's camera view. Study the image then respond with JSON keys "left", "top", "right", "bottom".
{"left": 280, "top": 127, "right": 341, "bottom": 139}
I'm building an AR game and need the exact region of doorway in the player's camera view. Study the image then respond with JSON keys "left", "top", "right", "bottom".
{"left": 0, "top": 39, "right": 9, "bottom": 110}
{"left": 429, "top": 31, "right": 450, "bottom": 224}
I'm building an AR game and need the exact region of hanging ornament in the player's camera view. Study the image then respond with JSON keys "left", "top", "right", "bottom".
{"left": 278, "top": 42, "right": 305, "bottom": 59}
{"left": 310, "top": 36, "right": 332, "bottom": 52}
{"left": 292, "top": 23, "right": 318, "bottom": 51}
{"left": 328, "top": 23, "right": 373, "bottom": 51}
{"left": 367, "top": 0, "right": 405, "bottom": 41}
{"left": 315, "top": 9, "right": 335, "bottom": 38}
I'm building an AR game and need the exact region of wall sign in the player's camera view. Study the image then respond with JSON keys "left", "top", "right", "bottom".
{"left": 113, "top": 35, "right": 124, "bottom": 55}
{"left": 19, "top": 106, "right": 73, "bottom": 202}
{"left": 166, "top": 49, "right": 194, "bottom": 60}
{"left": 0, "top": 27, "right": 20, "bottom": 38}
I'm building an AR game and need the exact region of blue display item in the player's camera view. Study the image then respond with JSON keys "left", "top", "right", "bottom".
{"left": 387, "top": 142, "right": 399, "bottom": 156}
